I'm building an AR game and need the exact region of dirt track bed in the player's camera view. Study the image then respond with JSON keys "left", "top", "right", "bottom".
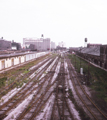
{"left": 0, "top": 53, "right": 107, "bottom": 120}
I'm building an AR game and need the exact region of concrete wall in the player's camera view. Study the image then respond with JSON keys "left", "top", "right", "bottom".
{"left": 0, "top": 52, "right": 49, "bottom": 70}
{"left": 5, "top": 58, "right": 12, "bottom": 68}
{"left": 14, "top": 57, "right": 19, "bottom": 65}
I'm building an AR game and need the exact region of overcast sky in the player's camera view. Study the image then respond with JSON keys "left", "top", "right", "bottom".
{"left": 0, "top": 0, "right": 107, "bottom": 47}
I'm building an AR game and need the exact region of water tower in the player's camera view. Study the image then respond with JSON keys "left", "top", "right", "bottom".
{"left": 84, "top": 38, "right": 88, "bottom": 47}
{"left": 41, "top": 34, "right": 44, "bottom": 38}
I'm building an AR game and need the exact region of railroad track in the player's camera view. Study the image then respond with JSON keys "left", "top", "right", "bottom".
{"left": 0, "top": 56, "right": 57, "bottom": 119}
{"left": 50, "top": 57, "right": 73, "bottom": 120}
{"left": 65, "top": 54, "right": 107, "bottom": 120}
{"left": 0, "top": 55, "right": 53, "bottom": 99}
{"left": 16, "top": 56, "right": 59, "bottom": 120}
{"left": 2, "top": 53, "right": 106, "bottom": 120}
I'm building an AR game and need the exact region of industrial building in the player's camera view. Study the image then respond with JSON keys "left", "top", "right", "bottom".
{"left": 0, "top": 38, "right": 11, "bottom": 50}
{"left": 69, "top": 38, "right": 107, "bottom": 69}
{"left": 11, "top": 40, "right": 22, "bottom": 50}
{"left": 23, "top": 37, "right": 51, "bottom": 51}
{"left": 75, "top": 38, "right": 107, "bottom": 69}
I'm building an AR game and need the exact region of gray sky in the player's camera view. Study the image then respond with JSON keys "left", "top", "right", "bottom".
{"left": 0, "top": 0, "right": 107, "bottom": 47}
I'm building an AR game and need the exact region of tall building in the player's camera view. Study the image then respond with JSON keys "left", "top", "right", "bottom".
{"left": 23, "top": 37, "right": 51, "bottom": 51}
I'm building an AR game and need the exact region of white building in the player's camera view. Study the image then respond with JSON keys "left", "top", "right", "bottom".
{"left": 23, "top": 37, "right": 51, "bottom": 51}
{"left": 51, "top": 41, "right": 56, "bottom": 50}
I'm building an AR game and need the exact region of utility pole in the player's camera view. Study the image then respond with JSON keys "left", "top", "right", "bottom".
{"left": 75, "top": 54, "right": 76, "bottom": 70}
{"left": 80, "top": 57, "right": 81, "bottom": 69}
{"left": 87, "top": 60, "right": 90, "bottom": 85}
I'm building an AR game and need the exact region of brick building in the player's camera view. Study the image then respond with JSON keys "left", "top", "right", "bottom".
{"left": 77, "top": 44, "right": 107, "bottom": 69}
{"left": 0, "top": 38, "right": 11, "bottom": 50}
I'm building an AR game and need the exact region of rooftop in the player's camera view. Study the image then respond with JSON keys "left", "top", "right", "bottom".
{"left": 80, "top": 46, "right": 100, "bottom": 56}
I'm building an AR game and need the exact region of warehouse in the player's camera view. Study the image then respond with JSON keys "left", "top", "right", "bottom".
{"left": 77, "top": 44, "right": 107, "bottom": 69}
{"left": 0, "top": 51, "right": 49, "bottom": 71}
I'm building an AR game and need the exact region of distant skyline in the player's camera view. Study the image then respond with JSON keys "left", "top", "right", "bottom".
{"left": 0, "top": 0, "right": 107, "bottom": 48}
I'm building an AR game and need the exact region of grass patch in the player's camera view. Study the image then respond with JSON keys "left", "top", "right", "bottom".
{"left": 18, "top": 68, "right": 25, "bottom": 71}
{"left": 23, "top": 70, "right": 29, "bottom": 74}
{"left": 0, "top": 77, "right": 7, "bottom": 88}
{"left": 68, "top": 54, "right": 107, "bottom": 104}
